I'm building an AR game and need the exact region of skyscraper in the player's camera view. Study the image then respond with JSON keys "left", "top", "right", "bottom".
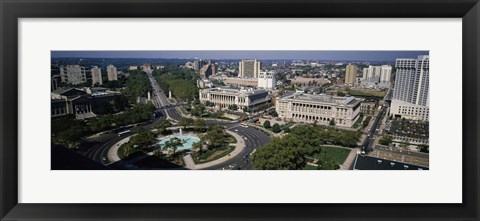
{"left": 345, "top": 64, "right": 357, "bottom": 85}
{"left": 390, "top": 55, "right": 429, "bottom": 121}
{"left": 379, "top": 65, "right": 392, "bottom": 84}
{"left": 362, "top": 65, "right": 391, "bottom": 85}
{"left": 239, "top": 59, "right": 261, "bottom": 78}
{"left": 59, "top": 65, "right": 87, "bottom": 85}
{"left": 107, "top": 65, "right": 118, "bottom": 81}
{"left": 91, "top": 66, "right": 103, "bottom": 86}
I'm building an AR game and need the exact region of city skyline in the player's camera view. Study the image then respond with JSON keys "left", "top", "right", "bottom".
{"left": 51, "top": 50, "right": 429, "bottom": 61}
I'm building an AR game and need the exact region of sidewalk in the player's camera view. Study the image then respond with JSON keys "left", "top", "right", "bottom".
{"left": 340, "top": 148, "right": 359, "bottom": 170}
{"left": 107, "top": 136, "right": 130, "bottom": 163}
{"left": 182, "top": 129, "right": 245, "bottom": 170}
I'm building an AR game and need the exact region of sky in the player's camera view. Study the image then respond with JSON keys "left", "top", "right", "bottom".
{"left": 51, "top": 50, "right": 429, "bottom": 61}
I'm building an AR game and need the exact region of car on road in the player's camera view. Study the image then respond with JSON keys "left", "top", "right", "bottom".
{"left": 234, "top": 129, "right": 239, "bottom": 132}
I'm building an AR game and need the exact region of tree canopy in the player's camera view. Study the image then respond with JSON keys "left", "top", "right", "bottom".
{"left": 252, "top": 125, "right": 360, "bottom": 170}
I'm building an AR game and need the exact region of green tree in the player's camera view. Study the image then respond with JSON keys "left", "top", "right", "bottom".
{"left": 204, "top": 125, "right": 226, "bottom": 149}
{"left": 271, "top": 111, "right": 278, "bottom": 117}
{"left": 272, "top": 123, "right": 281, "bottom": 133}
{"left": 419, "top": 144, "right": 429, "bottom": 153}
{"left": 263, "top": 120, "right": 271, "bottom": 129}
{"left": 129, "top": 128, "right": 156, "bottom": 150}
{"left": 192, "top": 140, "right": 203, "bottom": 153}
{"left": 379, "top": 135, "right": 393, "bottom": 146}
{"left": 329, "top": 119, "right": 335, "bottom": 126}
{"left": 178, "top": 117, "right": 194, "bottom": 129}
{"left": 155, "top": 119, "right": 172, "bottom": 135}
{"left": 163, "top": 137, "right": 183, "bottom": 154}
{"left": 191, "top": 103, "right": 206, "bottom": 116}
{"left": 194, "top": 118, "right": 206, "bottom": 131}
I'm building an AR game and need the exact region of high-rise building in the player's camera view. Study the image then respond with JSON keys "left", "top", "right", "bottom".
{"left": 194, "top": 59, "right": 204, "bottom": 72}
{"left": 379, "top": 65, "right": 392, "bottom": 84}
{"left": 239, "top": 59, "right": 261, "bottom": 78}
{"left": 59, "top": 65, "right": 87, "bottom": 85}
{"left": 107, "top": 64, "right": 118, "bottom": 81}
{"left": 362, "top": 65, "right": 392, "bottom": 85}
{"left": 345, "top": 64, "right": 358, "bottom": 85}
{"left": 91, "top": 66, "right": 103, "bottom": 86}
{"left": 257, "top": 70, "right": 276, "bottom": 90}
{"left": 390, "top": 55, "right": 429, "bottom": 121}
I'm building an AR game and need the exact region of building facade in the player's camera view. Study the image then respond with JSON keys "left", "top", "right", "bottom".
{"left": 199, "top": 87, "right": 270, "bottom": 110}
{"left": 107, "top": 64, "right": 118, "bottom": 81}
{"left": 91, "top": 66, "right": 103, "bottom": 86}
{"left": 290, "top": 77, "right": 330, "bottom": 87}
{"left": 362, "top": 65, "right": 392, "bottom": 85}
{"left": 59, "top": 65, "right": 87, "bottom": 85}
{"left": 51, "top": 87, "right": 120, "bottom": 119}
{"left": 276, "top": 92, "right": 362, "bottom": 127}
{"left": 222, "top": 77, "right": 258, "bottom": 88}
{"left": 345, "top": 64, "right": 358, "bottom": 85}
{"left": 257, "top": 70, "right": 276, "bottom": 90}
{"left": 239, "top": 59, "right": 261, "bottom": 78}
{"left": 390, "top": 55, "right": 429, "bottom": 121}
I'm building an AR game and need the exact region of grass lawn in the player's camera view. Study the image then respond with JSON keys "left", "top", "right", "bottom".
{"left": 225, "top": 133, "right": 237, "bottom": 143}
{"left": 311, "top": 146, "right": 351, "bottom": 165}
{"left": 352, "top": 115, "right": 364, "bottom": 129}
{"left": 179, "top": 107, "right": 188, "bottom": 115}
{"left": 117, "top": 143, "right": 141, "bottom": 159}
{"left": 303, "top": 164, "right": 318, "bottom": 170}
{"left": 192, "top": 146, "right": 235, "bottom": 164}
{"left": 349, "top": 90, "right": 386, "bottom": 98}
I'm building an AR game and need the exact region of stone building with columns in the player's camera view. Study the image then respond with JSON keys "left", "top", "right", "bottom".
{"left": 51, "top": 87, "right": 121, "bottom": 119}
{"left": 51, "top": 87, "right": 96, "bottom": 119}
{"left": 199, "top": 87, "right": 270, "bottom": 110}
{"left": 275, "top": 92, "right": 362, "bottom": 127}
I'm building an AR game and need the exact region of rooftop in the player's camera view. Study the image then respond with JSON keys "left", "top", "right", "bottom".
{"left": 353, "top": 155, "right": 429, "bottom": 170}
{"left": 201, "top": 87, "right": 267, "bottom": 96}
{"left": 279, "top": 92, "right": 361, "bottom": 106}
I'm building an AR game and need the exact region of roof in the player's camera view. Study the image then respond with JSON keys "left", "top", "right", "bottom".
{"left": 279, "top": 92, "right": 361, "bottom": 107}
{"left": 52, "top": 87, "right": 86, "bottom": 97}
{"left": 353, "top": 155, "right": 429, "bottom": 170}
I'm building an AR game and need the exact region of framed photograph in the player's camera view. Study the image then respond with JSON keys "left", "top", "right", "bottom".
{"left": 1, "top": 0, "right": 479, "bottom": 220}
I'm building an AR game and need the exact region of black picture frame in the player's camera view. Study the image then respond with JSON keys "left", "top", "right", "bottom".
{"left": 1, "top": 0, "right": 479, "bottom": 220}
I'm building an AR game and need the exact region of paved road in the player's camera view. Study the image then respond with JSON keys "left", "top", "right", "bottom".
{"left": 202, "top": 124, "right": 271, "bottom": 170}
{"left": 78, "top": 72, "right": 272, "bottom": 170}
{"left": 362, "top": 106, "right": 387, "bottom": 153}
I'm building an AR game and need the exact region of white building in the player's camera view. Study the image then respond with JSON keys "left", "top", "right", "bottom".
{"left": 239, "top": 59, "right": 261, "bottom": 78}
{"left": 379, "top": 65, "right": 392, "bottom": 84}
{"left": 257, "top": 70, "right": 276, "bottom": 90}
{"left": 362, "top": 65, "right": 391, "bottom": 86}
{"left": 276, "top": 92, "right": 362, "bottom": 127}
{"left": 59, "top": 65, "right": 87, "bottom": 85}
{"left": 91, "top": 66, "right": 103, "bottom": 86}
{"left": 199, "top": 87, "right": 270, "bottom": 110}
{"left": 107, "top": 64, "right": 118, "bottom": 81}
{"left": 390, "top": 55, "right": 429, "bottom": 121}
